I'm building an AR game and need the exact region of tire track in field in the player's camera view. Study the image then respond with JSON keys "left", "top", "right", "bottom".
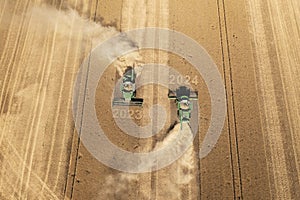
{"left": 0, "top": 0, "right": 8, "bottom": 25}
{"left": 0, "top": 0, "right": 29, "bottom": 145}
{"left": 0, "top": 0, "right": 54, "bottom": 197}
{"left": 0, "top": 1, "right": 40, "bottom": 197}
{"left": 216, "top": 0, "right": 242, "bottom": 198}
{"left": 37, "top": 1, "right": 69, "bottom": 196}
{"left": 246, "top": 0, "right": 300, "bottom": 198}
{"left": 0, "top": 1, "right": 112, "bottom": 198}
{"left": 265, "top": 0, "right": 300, "bottom": 179}
{"left": 120, "top": 1, "right": 198, "bottom": 199}
{"left": 265, "top": 0, "right": 300, "bottom": 198}
{"left": 0, "top": 135, "right": 60, "bottom": 199}
{"left": 120, "top": 1, "right": 152, "bottom": 198}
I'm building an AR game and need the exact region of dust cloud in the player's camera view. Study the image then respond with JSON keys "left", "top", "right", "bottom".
{"left": 0, "top": 1, "right": 143, "bottom": 199}
{"left": 0, "top": 1, "right": 195, "bottom": 198}
{"left": 96, "top": 173, "right": 145, "bottom": 200}
{"left": 29, "top": 4, "right": 143, "bottom": 63}
{"left": 153, "top": 123, "right": 196, "bottom": 199}
{"left": 27, "top": 4, "right": 143, "bottom": 78}
{"left": 97, "top": 123, "right": 196, "bottom": 199}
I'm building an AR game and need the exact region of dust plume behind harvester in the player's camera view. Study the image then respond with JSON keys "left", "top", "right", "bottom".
{"left": 168, "top": 86, "right": 198, "bottom": 129}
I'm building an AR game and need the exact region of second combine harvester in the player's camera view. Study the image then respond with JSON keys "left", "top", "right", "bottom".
{"left": 112, "top": 67, "right": 198, "bottom": 128}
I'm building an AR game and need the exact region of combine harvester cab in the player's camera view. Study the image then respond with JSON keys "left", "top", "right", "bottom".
{"left": 168, "top": 86, "right": 198, "bottom": 128}
{"left": 113, "top": 67, "right": 144, "bottom": 106}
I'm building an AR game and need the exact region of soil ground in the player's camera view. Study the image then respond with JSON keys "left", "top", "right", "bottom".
{"left": 0, "top": 0, "right": 299, "bottom": 199}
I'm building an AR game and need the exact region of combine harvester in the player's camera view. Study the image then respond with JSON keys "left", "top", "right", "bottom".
{"left": 168, "top": 86, "right": 198, "bottom": 129}
{"left": 113, "top": 67, "right": 144, "bottom": 106}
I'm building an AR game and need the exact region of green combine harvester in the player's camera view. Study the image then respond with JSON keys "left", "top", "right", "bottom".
{"left": 168, "top": 86, "right": 198, "bottom": 128}
{"left": 113, "top": 67, "right": 144, "bottom": 106}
